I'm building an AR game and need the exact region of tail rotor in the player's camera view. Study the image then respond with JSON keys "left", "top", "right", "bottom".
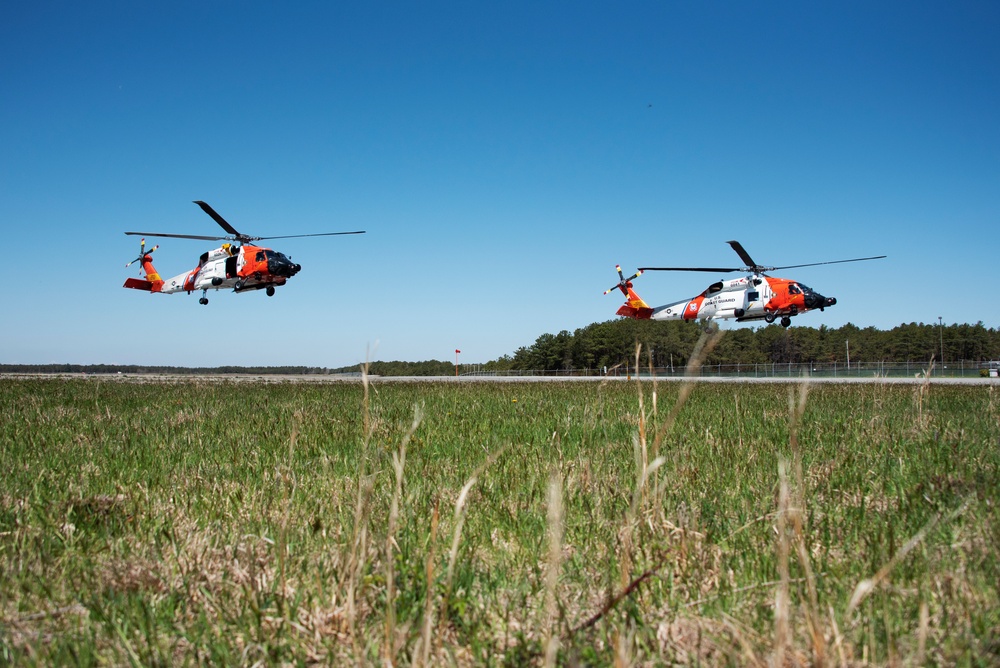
{"left": 604, "top": 264, "right": 642, "bottom": 296}
{"left": 125, "top": 238, "right": 159, "bottom": 271}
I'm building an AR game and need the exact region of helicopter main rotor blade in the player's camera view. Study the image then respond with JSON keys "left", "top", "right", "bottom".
{"left": 638, "top": 266, "right": 744, "bottom": 273}
{"left": 126, "top": 229, "right": 367, "bottom": 242}
{"left": 125, "top": 231, "right": 228, "bottom": 241}
{"left": 193, "top": 200, "right": 242, "bottom": 237}
{"left": 726, "top": 240, "right": 758, "bottom": 268}
{"left": 256, "top": 231, "right": 366, "bottom": 240}
{"left": 639, "top": 241, "right": 885, "bottom": 277}
{"left": 767, "top": 255, "right": 887, "bottom": 271}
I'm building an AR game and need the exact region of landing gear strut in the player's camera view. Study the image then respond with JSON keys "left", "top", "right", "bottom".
{"left": 199, "top": 289, "right": 209, "bottom": 306}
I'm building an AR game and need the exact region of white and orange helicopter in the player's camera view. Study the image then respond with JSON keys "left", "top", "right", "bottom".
{"left": 124, "top": 201, "right": 364, "bottom": 305}
{"left": 606, "top": 240, "right": 885, "bottom": 328}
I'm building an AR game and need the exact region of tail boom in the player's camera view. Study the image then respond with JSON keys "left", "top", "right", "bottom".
{"left": 123, "top": 256, "right": 164, "bottom": 293}
{"left": 616, "top": 286, "right": 653, "bottom": 319}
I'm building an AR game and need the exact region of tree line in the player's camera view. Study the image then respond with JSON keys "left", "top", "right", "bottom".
{"left": 483, "top": 320, "right": 1000, "bottom": 372}
{"left": 5, "top": 321, "right": 998, "bottom": 377}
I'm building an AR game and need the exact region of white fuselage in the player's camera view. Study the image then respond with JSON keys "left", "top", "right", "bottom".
{"left": 158, "top": 246, "right": 244, "bottom": 294}
{"left": 650, "top": 276, "right": 773, "bottom": 322}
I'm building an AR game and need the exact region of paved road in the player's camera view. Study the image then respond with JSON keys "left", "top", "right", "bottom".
{"left": 4, "top": 373, "right": 997, "bottom": 386}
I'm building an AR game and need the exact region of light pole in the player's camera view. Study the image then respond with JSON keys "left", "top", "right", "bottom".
{"left": 455, "top": 349, "right": 461, "bottom": 377}
{"left": 938, "top": 317, "right": 944, "bottom": 371}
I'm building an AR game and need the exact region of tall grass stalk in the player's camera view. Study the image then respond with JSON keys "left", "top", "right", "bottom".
{"left": 774, "top": 458, "right": 792, "bottom": 665}
{"left": 415, "top": 502, "right": 439, "bottom": 668}
{"left": 543, "top": 474, "right": 563, "bottom": 668}
{"left": 438, "top": 475, "right": 477, "bottom": 653}
{"left": 345, "top": 358, "right": 376, "bottom": 658}
{"left": 787, "top": 382, "right": 827, "bottom": 664}
{"left": 384, "top": 404, "right": 421, "bottom": 666}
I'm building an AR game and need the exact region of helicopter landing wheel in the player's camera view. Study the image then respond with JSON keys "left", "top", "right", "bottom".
{"left": 266, "top": 286, "right": 275, "bottom": 297}
{"left": 234, "top": 279, "right": 244, "bottom": 291}
{"left": 764, "top": 311, "right": 776, "bottom": 324}
{"left": 199, "top": 297, "right": 209, "bottom": 305}
{"left": 780, "top": 317, "right": 791, "bottom": 328}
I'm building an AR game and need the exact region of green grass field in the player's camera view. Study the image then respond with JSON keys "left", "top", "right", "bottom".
{"left": 1, "top": 375, "right": 997, "bottom": 665}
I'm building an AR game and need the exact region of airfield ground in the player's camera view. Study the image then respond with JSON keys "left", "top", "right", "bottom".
{"left": 1, "top": 376, "right": 997, "bottom": 664}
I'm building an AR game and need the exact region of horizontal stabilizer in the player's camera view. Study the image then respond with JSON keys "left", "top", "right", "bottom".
{"left": 123, "top": 278, "right": 154, "bottom": 291}
{"left": 616, "top": 304, "right": 653, "bottom": 319}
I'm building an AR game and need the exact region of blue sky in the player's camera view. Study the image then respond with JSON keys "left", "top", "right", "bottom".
{"left": 2, "top": 2, "right": 997, "bottom": 367}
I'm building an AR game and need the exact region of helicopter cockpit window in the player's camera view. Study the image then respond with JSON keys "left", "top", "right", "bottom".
{"left": 788, "top": 283, "right": 802, "bottom": 295}
{"left": 255, "top": 251, "right": 265, "bottom": 262}
{"left": 798, "top": 283, "right": 813, "bottom": 293}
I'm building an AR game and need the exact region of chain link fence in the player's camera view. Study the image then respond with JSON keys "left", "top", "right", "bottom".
{"left": 463, "top": 360, "right": 995, "bottom": 379}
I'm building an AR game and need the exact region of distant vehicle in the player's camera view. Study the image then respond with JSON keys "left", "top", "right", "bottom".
{"left": 123, "top": 201, "right": 364, "bottom": 305}
{"left": 606, "top": 240, "right": 885, "bottom": 328}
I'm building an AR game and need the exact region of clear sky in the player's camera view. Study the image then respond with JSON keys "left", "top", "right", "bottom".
{"left": 2, "top": 2, "right": 998, "bottom": 368}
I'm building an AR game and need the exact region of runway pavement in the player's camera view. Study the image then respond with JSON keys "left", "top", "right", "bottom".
{"left": 4, "top": 373, "right": 997, "bottom": 386}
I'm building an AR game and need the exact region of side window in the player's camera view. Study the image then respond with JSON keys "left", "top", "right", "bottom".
{"left": 788, "top": 283, "right": 801, "bottom": 295}
{"left": 748, "top": 291, "right": 759, "bottom": 301}
{"left": 256, "top": 251, "right": 265, "bottom": 262}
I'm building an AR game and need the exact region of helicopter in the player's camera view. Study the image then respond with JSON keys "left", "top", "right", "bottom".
{"left": 123, "top": 201, "right": 364, "bottom": 305}
{"left": 605, "top": 240, "right": 885, "bottom": 328}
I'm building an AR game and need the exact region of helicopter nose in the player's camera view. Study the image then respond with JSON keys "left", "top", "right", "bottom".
{"left": 271, "top": 261, "right": 301, "bottom": 278}
{"left": 804, "top": 292, "right": 836, "bottom": 310}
